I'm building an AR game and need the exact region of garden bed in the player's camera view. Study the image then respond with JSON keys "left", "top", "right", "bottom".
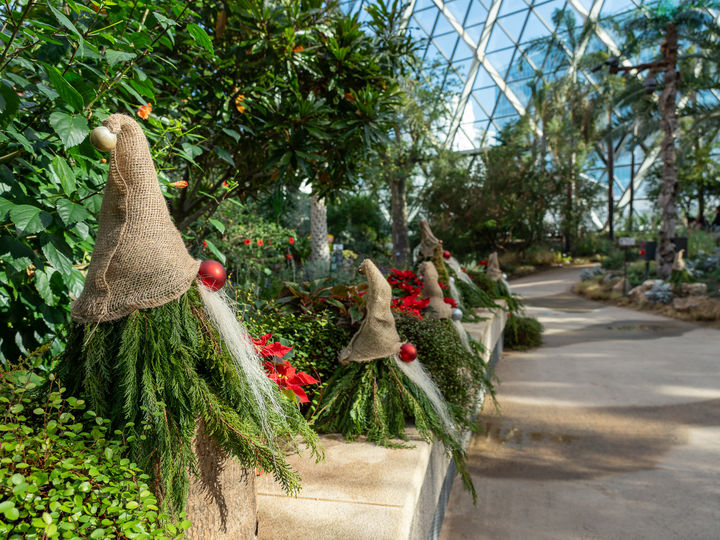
{"left": 256, "top": 307, "right": 506, "bottom": 540}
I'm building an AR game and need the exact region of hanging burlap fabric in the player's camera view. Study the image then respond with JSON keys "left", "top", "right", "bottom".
{"left": 418, "top": 219, "right": 441, "bottom": 259}
{"left": 671, "top": 249, "right": 686, "bottom": 272}
{"left": 487, "top": 251, "right": 503, "bottom": 282}
{"left": 71, "top": 113, "right": 199, "bottom": 323}
{"left": 419, "top": 261, "right": 452, "bottom": 319}
{"left": 339, "top": 259, "right": 402, "bottom": 365}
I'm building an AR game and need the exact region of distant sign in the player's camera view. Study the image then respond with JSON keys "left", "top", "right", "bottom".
{"left": 618, "top": 237, "right": 636, "bottom": 247}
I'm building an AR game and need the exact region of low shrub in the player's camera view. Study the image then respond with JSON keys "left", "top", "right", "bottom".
{"left": 646, "top": 281, "right": 673, "bottom": 304}
{"left": 579, "top": 266, "right": 604, "bottom": 281}
{"left": 0, "top": 369, "right": 188, "bottom": 539}
{"left": 455, "top": 279, "right": 497, "bottom": 310}
{"left": 601, "top": 248, "right": 626, "bottom": 270}
{"left": 504, "top": 315, "right": 543, "bottom": 351}
{"left": 246, "top": 305, "right": 351, "bottom": 408}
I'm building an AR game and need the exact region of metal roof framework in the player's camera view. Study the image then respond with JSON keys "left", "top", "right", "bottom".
{"left": 340, "top": 0, "right": 720, "bottom": 221}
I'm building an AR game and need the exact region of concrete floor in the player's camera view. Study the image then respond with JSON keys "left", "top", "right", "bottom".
{"left": 440, "top": 267, "right": 720, "bottom": 540}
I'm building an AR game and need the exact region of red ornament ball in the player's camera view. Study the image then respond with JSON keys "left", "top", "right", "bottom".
{"left": 399, "top": 343, "right": 417, "bottom": 363}
{"left": 443, "top": 250, "right": 451, "bottom": 260}
{"left": 198, "top": 259, "right": 227, "bottom": 291}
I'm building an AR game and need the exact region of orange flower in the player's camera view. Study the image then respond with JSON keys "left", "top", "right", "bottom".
{"left": 235, "top": 93, "right": 245, "bottom": 113}
{"left": 137, "top": 102, "right": 152, "bottom": 120}
{"left": 170, "top": 180, "right": 188, "bottom": 188}
{"left": 292, "top": 45, "right": 305, "bottom": 53}
{"left": 257, "top": 239, "right": 264, "bottom": 246}
{"left": 345, "top": 92, "right": 355, "bottom": 101}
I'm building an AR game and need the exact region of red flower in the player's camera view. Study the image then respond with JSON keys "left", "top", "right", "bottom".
{"left": 392, "top": 293, "right": 430, "bottom": 318}
{"left": 202, "top": 240, "right": 208, "bottom": 248}
{"left": 443, "top": 297, "right": 457, "bottom": 308}
{"left": 438, "top": 282, "right": 448, "bottom": 290}
{"left": 244, "top": 239, "right": 251, "bottom": 245}
{"left": 289, "top": 237, "right": 295, "bottom": 245}
{"left": 257, "top": 239, "right": 264, "bottom": 246}
{"left": 252, "top": 333, "right": 294, "bottom": 359}
{"left": 263, "top": 360, "right": 319, "bottom": 403}
{"left": 479, "top": 260, "right": 488, "bottom": 267}
{"left": 286, "top": 253, "right": 293, "bottom": 260}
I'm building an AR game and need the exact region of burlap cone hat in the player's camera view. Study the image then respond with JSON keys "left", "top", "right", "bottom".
{"left": 419, "top": 219, "right": 441, "bottom": 259}
{"left": 487, "top": 251, "right": 503, "bottom": 282}
{"left": 419, "top": 261, "right": 452, "bottom": 319}
{"left": 71, "top": 114, "right": 200, "bottom": 323}
{"left": 339, "top": 259, "right": 402, "bottom": 365}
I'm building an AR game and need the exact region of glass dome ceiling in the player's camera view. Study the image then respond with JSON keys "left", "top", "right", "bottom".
{"left": 340, "top": 0, "right": 720, "bottom": 221}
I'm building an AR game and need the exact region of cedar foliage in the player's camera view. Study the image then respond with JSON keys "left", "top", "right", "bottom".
{"left": 310, "top": 357, "right": 476, "bottom": 502}
{"left": 59, "top": 287, "right": 320, "bottom": 514}
{"left": 395, "top": 315, "right": 495, "bottom": 424}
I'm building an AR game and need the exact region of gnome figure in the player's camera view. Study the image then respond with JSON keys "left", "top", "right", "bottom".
{"left": 60, "top": 114, "right": 319, "bottom": 535}
{"left": 486, "top": 251, "right": 503, "bottom": 282}
{"left": 316, "top": 259, "right": 457, "bottom": 438}
{"left": 418, "top": 219, "right": 442, "bottom": 259}
{"left": 419, "top": 261, "right": 453, "bottom": 320}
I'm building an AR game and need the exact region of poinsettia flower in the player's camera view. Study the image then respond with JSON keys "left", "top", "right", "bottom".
{"left": 263, "top": 360, "right": 319, "bottom": 403}
{"left": 289, "top": 237, "right": 295, "bottom": 244}
{"left": 479, "top": 260, "right": 488, "bottom": 266}
{"left": 252, "top": 333, "right": 272, "bottom": 348}
{"left": 286, "top": 253, "right": 293, "bottom": 260}
{"left": 443, "top": 297, "right": 458, "bottom": 308}
{"left": 260, "top": 340, "right": 293, "bottom": 358}
{"left": 392, "top": 293, "right": 430, "bottom": 318}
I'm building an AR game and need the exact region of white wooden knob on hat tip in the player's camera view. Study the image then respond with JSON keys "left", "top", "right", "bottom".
{"left": 90, "top": 126, "right": 117, "bottom": 151}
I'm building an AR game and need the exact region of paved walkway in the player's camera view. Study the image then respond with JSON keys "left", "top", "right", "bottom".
{"left": 440, "top": 267, "right": 720, "bottom": 540}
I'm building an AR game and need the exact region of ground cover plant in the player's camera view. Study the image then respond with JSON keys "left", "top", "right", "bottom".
{"left": 0, "top": 364, "right": 190, "bottom": 539}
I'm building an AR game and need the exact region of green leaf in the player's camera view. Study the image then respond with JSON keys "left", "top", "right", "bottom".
{"left": 214, "top": 146, "right": 235, "bottom": 166}
{"left": 49, "top": 112, "right": 88, "bottom": 149}
{"left": 0, "top": 83, "right": 20, "bottom": 129}
{"left": 57, "top": 199, "right": 90, "bottom": 225}
{"left": 203, "top": 239, "right": 226, "bottom": 264}
{"left": 90, "top": 528, "right": 106, "bottom": 538}
{"left": 47, "top": 1, "right": 84, "bottom": 45}
{"left": 186, "top": 23, "right": 214, "bottom": 55}
{"left": 153, "top": 12, "right": 176, "bottom": 29}
{"left": 49, "top": 156, "right": 76, "bottom": 195}
{"left": 105, "top": 49, "right": 137, "bottom": 68}
{"left": 208, "top": 218, "right": 225, "bottom": 234}
{"left": 10, "top": 205, "right": 53, "bottom": 236}
{"left": 44, "top": 65, "right": 84, "bottom": 112}
{"left": 0, "top": 196, "right": 15, "bottom": 221}
{"left": 41, "top": 235, "right": 74, "bottom": 274}
{"left": 4, "top": 505, "right": 19, "bottom": 521}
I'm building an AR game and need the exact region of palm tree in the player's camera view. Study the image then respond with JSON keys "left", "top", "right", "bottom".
{"left": 622, "top": 1, "right": 720, "bottom": 278}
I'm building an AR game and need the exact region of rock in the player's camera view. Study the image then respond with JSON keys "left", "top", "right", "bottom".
{"left": 680, "top": 282, "right": 708, "bottom": 296}
{"left": 611, "top": 278, "right": 627, "bottom": 295}
{"left": 672, "top": 295, "right": 714, "bottom": 312}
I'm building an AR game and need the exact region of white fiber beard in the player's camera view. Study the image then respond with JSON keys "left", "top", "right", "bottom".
{"left": 449, "top": 279, "right": 462, "bottom": 308}
{"left": 197, "top": 282, "right": 286, "bottom": 440}
{"left": 446, "top": 257, "right": 474, "bottom": 287}
{"left": 452, "top": 319, "right": 473, "bottom": 354}
{"left": 392, "top": 354, "right": 457, "bottom": 438}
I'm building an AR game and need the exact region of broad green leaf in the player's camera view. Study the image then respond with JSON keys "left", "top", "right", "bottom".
{"left": 153, "top": 12, "right": 176, "bottom": 29}
{"left": 63, "top": 268, "right": 85, "bottom": 298}
{"left": 41, "top": 235, "right": 74, "bottom": 275}
{"left": 203, "top": 239, "right": 226, "bottom": 264}
{"left": 0, "top": 235, "right": 35, "bottom": 271}
{"left": 208, "top": 218, "right": 225, "bottom": 234}
{"left": 105, "top": 49, "right": 136, "bottom": 68}
{"left": 10, "top": 205, "right": 53, "bottom": 236}
{"left": 35, "top": 268, "right": 56, "bottom": 306}
{"left": 0, "top": 196, "right": 15, "bottom": 220}
{"left": 187, "top": 23, "right": 214, "bottom": 55}
{"left": 214, "top": 145, "right": 235, "bottom": 166}
{"left": 44, "top": 64, "right": 84, "bottom": 112}
{"left": 49, "top": 112, "right": 88, "bottom": 149}
{"left": 47, "top": 1, "right": 84, "bottom": 45}
{"left": 49, "top": 156, "right": 76, "bottom": 195}
{"left": 57, "top": 198, "right": 90, "bottom": 225}
{"left": 0, "top": 83, "right": 20, "bottom": 129}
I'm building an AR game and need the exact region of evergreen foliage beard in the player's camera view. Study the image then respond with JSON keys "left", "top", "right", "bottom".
{"left": 59, "top": 286, "right": 321, "bottom": 515}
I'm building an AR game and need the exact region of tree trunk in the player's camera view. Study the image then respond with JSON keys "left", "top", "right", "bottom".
{"left": 309, "top": 194, "right": 330, "bottom": 276}
{"left": 185, "top": 422, "right": 257, "bottom": 539}
{"left": 657, "top": 23, "right": 679, "bottom": 280}
{"left": 389, "top": 177, "right": 410, "bottom": 267}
